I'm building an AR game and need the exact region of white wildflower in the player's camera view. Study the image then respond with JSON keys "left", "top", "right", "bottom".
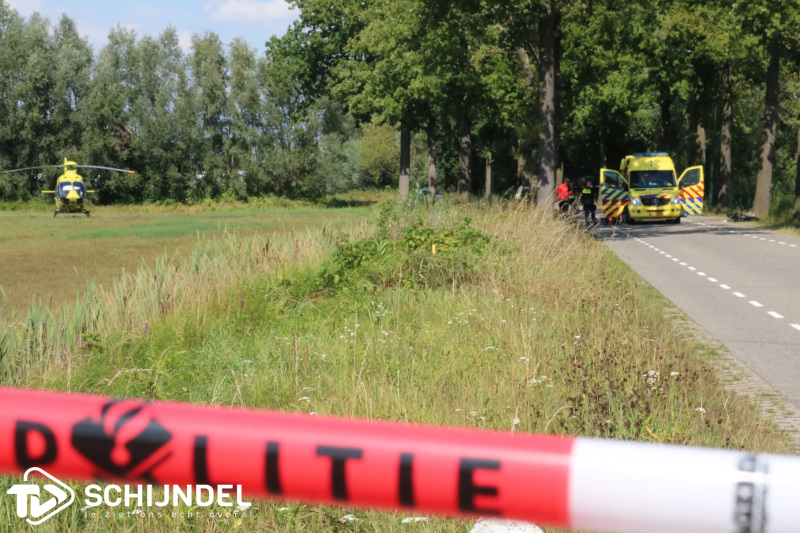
{"left": 340, "top": 514, "right": 359, "bottom": 522}
{"left": 695, "top": 407, "right": 706, "bottom": 413}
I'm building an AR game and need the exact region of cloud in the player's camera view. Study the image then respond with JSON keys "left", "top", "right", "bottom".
{"left": 7, "top": 0, "right": 44, "bottom": 17}
{"left": 178, "top": 31, "right": 192, "bottom": 53}
{"left": 207, "top": 0, "right": 294, "bottom": 22}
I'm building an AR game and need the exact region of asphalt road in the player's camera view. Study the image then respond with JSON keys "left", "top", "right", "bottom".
{"left": 595, "top": 215, "right": 800, "bottom": 407}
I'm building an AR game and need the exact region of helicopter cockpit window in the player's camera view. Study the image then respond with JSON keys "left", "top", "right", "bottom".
{"left": 57, "top": 182, "right": 85, "bottom": 197}
{"left": 57, "top": 182, "right": 73, "bottom": 197}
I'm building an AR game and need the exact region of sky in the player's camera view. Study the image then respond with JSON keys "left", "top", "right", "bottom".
{"left": 6, "top": 0, "right": 299, "bottom": 53}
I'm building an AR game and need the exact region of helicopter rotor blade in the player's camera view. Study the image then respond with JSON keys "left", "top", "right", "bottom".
{"left": 74, "top": 165, "right": 136, "bottom": 174}
{"left": 0, "top": 165, "right": 68, "bottom": 175}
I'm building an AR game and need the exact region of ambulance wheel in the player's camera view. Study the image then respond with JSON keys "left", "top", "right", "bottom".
{"left": 673, "top": 217, "right": 681, "bottom": 224}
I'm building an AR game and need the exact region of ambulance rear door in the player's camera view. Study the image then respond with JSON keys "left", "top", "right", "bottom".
{"left": 678, "top": 166, "right": 704, "bottom": 215}
{"left": 599, "top": 169, "right": 629, "bottom": 220}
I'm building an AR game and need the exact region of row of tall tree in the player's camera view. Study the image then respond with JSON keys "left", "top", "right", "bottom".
{"left": 0, "top": 3, "right": 399, "bottom": 203}
{"left": 2, "top": 1, "right": 800, "bottom": 217}
{"left": 268, "top": 0, "right": 800, "bottom": 218}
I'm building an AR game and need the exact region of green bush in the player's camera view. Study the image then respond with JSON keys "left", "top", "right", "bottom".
{"left": 283, "top": 206, "right": 493, "bottom": 299}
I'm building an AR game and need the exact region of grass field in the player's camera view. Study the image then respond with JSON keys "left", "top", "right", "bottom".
{"left": 0, "top": 199, "right": 793, "bottom": 532}
{"left": 0, "top": 197, "right": 378, "bottom": 318}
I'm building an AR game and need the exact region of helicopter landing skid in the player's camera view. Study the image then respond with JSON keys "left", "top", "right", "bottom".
{"left": 53, "top": 210, "right": 91, "bottom": 218}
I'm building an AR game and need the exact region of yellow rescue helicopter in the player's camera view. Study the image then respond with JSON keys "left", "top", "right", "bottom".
{"left": 0, "top": 159, "right": 135, "bottom": 217}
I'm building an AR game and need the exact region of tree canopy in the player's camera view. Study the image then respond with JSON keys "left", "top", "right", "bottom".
{"left": 2, "top": 0, "right": 800, "bottom": 216}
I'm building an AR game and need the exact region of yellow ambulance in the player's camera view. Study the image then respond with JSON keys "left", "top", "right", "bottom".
{"left": 599, "top": 153, "right": 704, "bottom": 224}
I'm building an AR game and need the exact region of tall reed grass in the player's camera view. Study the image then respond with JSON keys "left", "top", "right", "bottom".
{"left": 0, "top": 225, "right": 368, "bottom": 388}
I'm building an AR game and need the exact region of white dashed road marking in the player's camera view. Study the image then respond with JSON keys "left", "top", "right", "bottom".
{"left": 625, "top": 228, "right": 800, "bottom": 336}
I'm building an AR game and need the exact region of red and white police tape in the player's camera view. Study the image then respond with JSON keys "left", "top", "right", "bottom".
{"left": 1, "top": 386, "right": 799, "bottom": 532}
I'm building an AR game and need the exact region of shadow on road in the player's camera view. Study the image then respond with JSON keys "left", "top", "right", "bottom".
{"left": 587, "top": 218, "right": 779, "bottom": 241}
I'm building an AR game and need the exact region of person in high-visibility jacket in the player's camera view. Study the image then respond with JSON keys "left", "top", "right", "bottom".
{"left": 581, "top": 181, "right": 597, "bottom": 225}
{"left": 557, "top": 178, "right": 572, "bottom": 214}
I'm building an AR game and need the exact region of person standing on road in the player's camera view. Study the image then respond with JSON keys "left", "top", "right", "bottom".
{"left": 581, "top": 181, "right": 597, "bottom": 225}
{"left": 557, "top": 178, "right": 572, "bottom": 215}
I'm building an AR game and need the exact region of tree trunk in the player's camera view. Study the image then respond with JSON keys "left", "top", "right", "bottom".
{"left": 718, "top": 61, "right": 733, "bottom": 209}
{"left": 659, "top": 89, "right": 675, "bottom": 152}
{"left": 485, "top": 153, "right": 492, "bottom": 198}
{"left": 458, "top": 114, "right": 472, "bottom": 195}
{"left": 600, "top": 140, "right": 607, "bottom": 168}
{"left": 399, "top": 125, "right": 411, "bottom": 198}
{"left": 694, "top": 93, "right": 707, "bottom": 167}
{"left": 794, "top": 117, "right": 800, "bottom": 221}
{"left": 752, "top": 52, "right": 780, "bottom": 217}
{"left": 536, "top": 0, "right": 557, "bottom": 205}
{"left": 794, "top": 64, "right": 800, "bottom": 222}
{"left": 426, "top": 117, "right": 437, "bottom": 197}
{"left": 516, "top": 49, "right": 535, "bottom": 191}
